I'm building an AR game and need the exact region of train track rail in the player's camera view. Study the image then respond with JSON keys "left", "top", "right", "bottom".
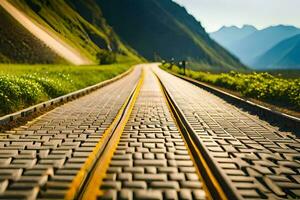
{"left": 156, "top": 73, "right": 233, "bottom": 200}
{"left": 69, "top": 70, "right": 144, "bottom": 200}
{"left": 73, "top": 66, "right": 241, "bottom": 200}
{"left": 72, "top": 66, "right": 217, "bottom": 200}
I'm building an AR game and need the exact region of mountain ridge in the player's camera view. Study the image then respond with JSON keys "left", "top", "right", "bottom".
{"left": 211, "top": 25, "right": 300, "bottom": 68}
{"left": 97, "top": 0, "right": 246, "bottom": 71}
{"left": 231, "top": 25, "right": 300, "bottom": 64}
{"left": 253, "top": 34, "right": 300, "bottom": 69}
{"left": 210, "top": 25, "right": 257, "bottom": 49}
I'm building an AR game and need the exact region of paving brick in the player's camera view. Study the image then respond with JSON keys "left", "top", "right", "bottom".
{"left": 134, "top": 190, "right": 163, "bottom": 200}
{"left": 123, "top": 181, "right": 147, "bottom": 189}
{"left": 134, "top": 174, "right": 167, "bottom": 182}
{"left": 164, "top": 190, "right": 178, "bottom": 200}
{"left": 150, "top": 181, "right": 179, "bottom": 189}
{"left": 134, "top": 160, "right": 166, "bottom": 167}
{"left": 101, "top": 181, "right": 122, "bottom": 190}
{"left": 118, "top": 190, "right": 132, "bottom": 200}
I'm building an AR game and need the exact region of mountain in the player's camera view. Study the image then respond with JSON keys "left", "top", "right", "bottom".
{"left": 210, "top": 25, "right": 257, "bottom": 50}
{"left": 96, "top": 0, "right": 246, "bottom": 71}
{"left": 252, "top": 34, "right": 300, "bottom": 70}
{"left": 2, "top": 0, "right": 140, "bottom": 64}
{"left": 230, "top": 25, "right": 300, "bottom": 65}
{"left": 210, "top": 25, "right": 300, "bottom": 68}
{"left": 0, "top": 6, "right": 66, "bottom": 64}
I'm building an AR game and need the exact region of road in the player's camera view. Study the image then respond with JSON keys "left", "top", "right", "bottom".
{"left": 0, "top": 0, "right": 92, "bottom": 65}
{"left": 0, "top": 64, "right": 299, "bottom": 200}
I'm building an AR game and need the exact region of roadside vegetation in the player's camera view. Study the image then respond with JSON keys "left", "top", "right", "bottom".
{"left": 0, "top": 63, "right": 133, "bottom": 116}
{"left": 262, "top": 69, "right": 300, "bottom": 79}
{"left": 161, "top": 63, "right": 300, "bottom": 113}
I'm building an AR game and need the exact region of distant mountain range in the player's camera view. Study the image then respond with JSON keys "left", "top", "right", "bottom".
{"left": 253, "top": 34, "right": 300, "bottom": 69}
{"left": 210, "top": 25, "right": 300, "bottom": 70}
{"left": 210, "top": 25, "right": 257, "bottom": 49}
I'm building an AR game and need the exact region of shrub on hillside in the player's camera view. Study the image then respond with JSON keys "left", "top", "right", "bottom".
{"left": 22, "top": 74, "right": 67, "bottom": 98}
{"left": 96, "top": 51, "right": 116, "bottom": 64}
{"left": 0, "top": 75, "right": 44, "bottom": 113}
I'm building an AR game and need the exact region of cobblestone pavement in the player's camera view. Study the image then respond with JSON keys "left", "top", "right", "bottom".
{"left": 100, "top": 66, "right": 207, "bottom": 200}
{"left": 154, "top": 65, "right": 300, "bottom": 200}
{"left": 0, "top": 67, "right": 141, "bottom": 200}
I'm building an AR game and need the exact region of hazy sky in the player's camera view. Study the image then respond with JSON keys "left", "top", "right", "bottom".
{"left": 174, "top": 0, "right": 300, "bottom": 32}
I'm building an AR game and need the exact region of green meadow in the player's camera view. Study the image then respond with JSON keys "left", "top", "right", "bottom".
{"left": 0, "top": 63, "right": 133, "bottom": 116}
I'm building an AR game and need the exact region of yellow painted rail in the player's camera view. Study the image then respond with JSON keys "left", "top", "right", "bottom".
{"left": 65, "top": 69, "right": 144, "bottom": 200}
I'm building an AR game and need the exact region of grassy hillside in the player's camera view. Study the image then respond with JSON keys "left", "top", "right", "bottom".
{"left": 0, "top": 63, "right": 133, "bottom": 116}
{"left": 97, "top": 0, "right": 246, "bottom": 72}
{"left": 9, "top": 0, "right": 141, "bottom": 63}
{"left": 0, "top": 7, "right": 66, "bottom": 64}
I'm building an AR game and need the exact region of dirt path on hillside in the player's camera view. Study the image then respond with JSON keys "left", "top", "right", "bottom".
{"left": 0, "top": 0, "right": 93, "bottom": 65}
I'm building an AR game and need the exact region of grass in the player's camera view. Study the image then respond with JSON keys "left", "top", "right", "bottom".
{"left": 162, "top": 63, "right": 300, "bottom": 114}
{"left": 0, "top": 63, "right": 134, "bottom": 116}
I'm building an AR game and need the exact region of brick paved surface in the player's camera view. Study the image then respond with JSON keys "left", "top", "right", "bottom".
{"left": 154, "top": 65, "right": 300, "bottom": 200}
{"left": 100, "top": 67, "right": 206, "bottom": 200}
{"left": 0, "top": 67, "right": 141, "bottom": 200}
{"left": 2, "top": 63, "right": 299, "bottom": 200}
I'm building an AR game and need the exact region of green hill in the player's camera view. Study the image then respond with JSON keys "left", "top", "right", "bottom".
{"left": 253, "top": 34, "right": 300, "bottom": 70}
{"left": 7, "top": 0, "right": 141, "bottom": 64}
{"left": 0, "top": 6, "right": 66, "bottom": 64}
{"left": 96, "top": 0, "right": 246, "bottom": 71}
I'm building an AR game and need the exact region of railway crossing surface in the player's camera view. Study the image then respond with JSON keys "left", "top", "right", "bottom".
{"left": 0, "top": 64, "right": 299, "bottom": 200}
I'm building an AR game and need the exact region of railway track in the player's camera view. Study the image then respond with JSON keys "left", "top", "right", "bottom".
{"left": 0, "top": 64, "right": 299, "bottom": 200}
{"left": 154, "top": 65, "right": 300, "bottom": 200}
{"left": 75, "top": 66, "right": 212, "bottom": 200}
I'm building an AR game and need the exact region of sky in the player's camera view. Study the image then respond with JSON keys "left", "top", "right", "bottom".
{"left": 174, "top": 0, "right": 300, "bottom": 32}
